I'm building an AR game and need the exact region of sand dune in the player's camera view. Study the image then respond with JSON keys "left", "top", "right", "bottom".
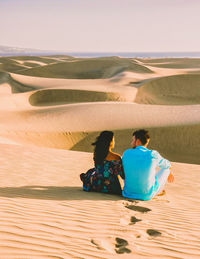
{"left": 71, "top": 125, "right": 200, "bottom": 164}
{"left": 0, "top": 58, "right": 27, "bottom": 72}
{"left": 0, "top": 56, "right": 73, "bottom": 74}
{"left": 137, "top": 58, "right": 200, "bottom": 69}
{"left": 0, "top": 98, "right": 200, "bottom": 162}
{"left": 135, "top": 73, "right": 200, "bottom": 105}
{"left": 29, "top": 89, "right": 127, "bottom": 106}
{"left": 13, "top": 59, "right": 49, "bottom": 67}
{"left": 0, "top": 143, "right": 199, "bottom": 258}
{"left": 15, "top": 57, "right": 153, "bottom": 79}
{"left": 10, "top": 72, "right": 138, "bottom": 94}
{"left": 0, "top": 55, "right": 200, "bottom": 258}
{"left": 0, "top": 56, "right": 200, "bottom": 162}
{"left": 1, "top": 101, "right": 200, "bottom": 131}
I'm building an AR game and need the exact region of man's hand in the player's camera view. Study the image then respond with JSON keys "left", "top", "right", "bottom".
{"left": 168, "top": 171, "right": 174, "bottom": 183}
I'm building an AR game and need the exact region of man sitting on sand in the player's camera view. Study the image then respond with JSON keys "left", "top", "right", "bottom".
{"left": 122, "top": 129, "right": 174, "bottom": 200}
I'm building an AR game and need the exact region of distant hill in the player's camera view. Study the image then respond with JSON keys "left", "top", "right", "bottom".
{"left": 0, "top": 45, "right": 68, "bottom": 56}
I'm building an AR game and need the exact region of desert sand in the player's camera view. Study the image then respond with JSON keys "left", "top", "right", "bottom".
{"left": 0, "top": 56, "right": 200, "bottom": 258}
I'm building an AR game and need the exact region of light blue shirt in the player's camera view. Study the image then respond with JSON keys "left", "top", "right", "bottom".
{"left": 122, "top": 146, "right": 171, "bottom": 200}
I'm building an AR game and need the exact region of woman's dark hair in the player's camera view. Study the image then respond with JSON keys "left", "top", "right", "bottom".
{"left": 92, "top": 131, "right": 114, "bottom": 165}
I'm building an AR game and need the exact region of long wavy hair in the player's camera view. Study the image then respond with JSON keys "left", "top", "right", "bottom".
{"left": 92, "top": 131, "right": 114, "bottom": 165}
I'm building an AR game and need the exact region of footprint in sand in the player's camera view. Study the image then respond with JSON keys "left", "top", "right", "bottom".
{"left": 91, "top": 237, "right": 132, "bottom": 254}
{"left": 129, "top": 216, "right": 142, "bottom": 225}
{"left": 125, "top": 204, "right": 151, "bottom": 213}
{"left": 146, "top": 229, "right": 162, "bottom": 237}
{"left": 115, "top": 237, "right": 131, "bottom": 254}
{"left": 127, "top": 199, "right": 139, "bottom": 203}
{"left": 91, "top": 239, "right": 104, "bottom": 250}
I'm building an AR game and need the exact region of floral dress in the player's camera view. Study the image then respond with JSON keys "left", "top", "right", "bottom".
{"left": 80, "top": 160, "right": 125, "bottom": 195}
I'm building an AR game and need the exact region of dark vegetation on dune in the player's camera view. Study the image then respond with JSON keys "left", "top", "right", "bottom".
{"left": 0, "top": 56, "right": 153, "bottom": 79}
{"left": 23, "top": 62, "right": 42, "bottom": 68}
{"left": 0, "top": 56, "right": 73, "bottom": 73}
{"left": 42, "top": 55, "right": 74, "bottom": 59}
{"left": 12, "top": 57, "right": 153, "bottom": 79}
{"left": 0, "top": 57, "right": 26, "bottom": 72}
{"left": 135, "top": 74, "right": 200, "bottom": 105}
{"left": 0, "top": 71, "right": 35, "bottom": 93}
{"left": 10, "top": 56, "right": 56, "bottom": 63}
{"left": 137, "top": 58, "right": 200, "bottom": 69}
{"left": 29, "top": 89, "right": 124, "bottom": 106}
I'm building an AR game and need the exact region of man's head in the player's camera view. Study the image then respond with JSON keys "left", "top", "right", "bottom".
{"left": 131, "top": 129, "right": 150, "bottom": 148}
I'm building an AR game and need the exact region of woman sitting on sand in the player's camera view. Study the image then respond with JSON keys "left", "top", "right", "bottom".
{"left": 80, "top": 131, "right": 125, "bottom": 194}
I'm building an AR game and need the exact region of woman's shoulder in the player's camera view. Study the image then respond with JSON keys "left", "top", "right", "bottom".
{"left": 106, "top": 152, "right": 121, "bottom": 162}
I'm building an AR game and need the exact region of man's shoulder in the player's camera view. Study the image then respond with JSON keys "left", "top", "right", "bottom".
{"left": 123, "top": 149, "right": 134, "bottom": 155}
{"left": 122, "top": 149, "right": 138, "bottom": 159}
{"left": 123, "top": 147, "right": 160, "bottom": 159}
{"left": 150, "top": 149, "right": 161, "bottom": 158}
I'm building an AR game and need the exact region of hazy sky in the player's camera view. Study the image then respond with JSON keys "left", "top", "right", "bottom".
{"left": 0, "top": 0, "right": 199, "bottom": 52}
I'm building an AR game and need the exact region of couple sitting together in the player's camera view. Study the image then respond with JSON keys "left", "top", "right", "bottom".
{"left": 80, "top": 129, "right": 174, "bottom": 201}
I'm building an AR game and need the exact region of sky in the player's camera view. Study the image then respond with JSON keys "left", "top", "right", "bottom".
{"left": 0, "top": 0, "right": 200, "bottom": 52}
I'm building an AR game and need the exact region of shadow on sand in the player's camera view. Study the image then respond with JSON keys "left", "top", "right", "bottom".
{"left": 0, "top": 185, "right": 124, "bottom": 201}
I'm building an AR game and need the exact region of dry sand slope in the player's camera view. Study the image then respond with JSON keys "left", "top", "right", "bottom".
{"left": 0, "top": 56, "right": 200, "bottom": 258}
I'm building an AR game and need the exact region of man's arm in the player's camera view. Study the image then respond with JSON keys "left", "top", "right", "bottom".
{"left": 152, "top": 150, "right": 174, "bottom": 182}
{"left": 151, "top": 150, "right": 171, "bottom": 169}
{"left": 167, "top": 167, "right": 174, "bottom": 183}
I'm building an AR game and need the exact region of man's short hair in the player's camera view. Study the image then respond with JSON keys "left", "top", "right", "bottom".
{"left": 133, "top": 129, "right": 150, "bottom": 145}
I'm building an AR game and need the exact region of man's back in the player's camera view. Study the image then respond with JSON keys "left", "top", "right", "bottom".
{"left": 122, "top": 146, "right": 170, "bottom": 200}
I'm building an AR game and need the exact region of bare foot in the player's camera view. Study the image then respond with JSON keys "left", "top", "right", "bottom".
{"left": 157, "top": 190, "right": 166, "bottom": 196}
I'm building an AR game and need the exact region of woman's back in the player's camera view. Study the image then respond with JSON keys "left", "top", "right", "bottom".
{"left": 105, "top": 151, "right": 121, "bottom": 162}
{"left": 94, "top": 152, "right": 124, "bottom": 194}
{"left": 80, "top": 131, "right": 124, "bottom": 194}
